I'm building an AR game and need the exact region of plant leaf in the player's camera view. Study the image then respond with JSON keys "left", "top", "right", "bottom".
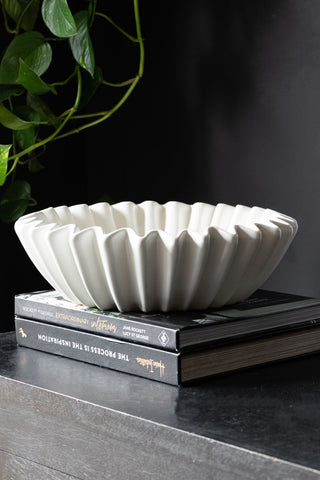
{"left": 14, "top": 127, "right": 38, "bottom": 151}
{"left": 3, "top": 0, "right": 40, "bottom": 31}
{"left": 78, "top": 66, "right": 103, "bottom": 110}
{"left": 28, "top": 156, "right": 44, "bottom": 173}
{"left": 0, "top": 85, "right": 24, "bottom": 102}
{"left": 0, "top": 32, "right": 52, "bottom": 84}
{"left": 41, "top": 0, "right": 77, "bottom": 38}
{"left": 69, "top": 11, "right": 95, "bottom": 77}
{"left": 26, "top": 93, "right": 56, "bottom": 122}
{"left": 0, "top": 103, "right": 34, "bottom": 130}
{"left": 0, "top": 145, "right": 12, "bottom": 186}
{"left": 19, "top": 58, "right": 56, "bottom": 95}
{"left": 0, "top": 180, "right": 31, "bottom": 222}
{"left": 13, "top": 105, "right": 40, "bottom": 152}
{"left": 24, "top": 42, "right": 52, "bottom": 76}
{"left": 14, "top": 104, "right": 41, "bottom": 123}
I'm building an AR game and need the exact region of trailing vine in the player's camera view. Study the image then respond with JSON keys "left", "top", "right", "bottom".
{"left": 0, "top": 0, "right": 144, "bottom": 221}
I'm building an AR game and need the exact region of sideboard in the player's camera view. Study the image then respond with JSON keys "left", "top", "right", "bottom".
{"left": 0, "top": 332, "right": 319, "bottom": 479}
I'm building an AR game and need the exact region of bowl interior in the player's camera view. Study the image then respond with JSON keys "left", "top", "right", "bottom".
{"left": 27, "top": 201, "right": 294, "bottom": 238}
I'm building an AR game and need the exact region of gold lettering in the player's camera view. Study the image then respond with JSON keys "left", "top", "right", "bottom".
{"left": 55, "top": 312, "right": 89, "bottom": 325}
{"left": 19, "top": 328, "right": 27, "bottom": 338}
{"left": 136, "top": 357, "right": 165, "bottom": 377}
{"left": 90, "top": 317, "right": 117, "bottom": 334}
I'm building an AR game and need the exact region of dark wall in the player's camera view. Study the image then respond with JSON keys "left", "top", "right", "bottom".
{"left": 1, "top": 134, "right": 87, "bottom": 331}
{"left": 2, "top": 0, "right": 320, "bottom": 331}
{"left": 87, "top": 0, "right": 320, "bottom": 298}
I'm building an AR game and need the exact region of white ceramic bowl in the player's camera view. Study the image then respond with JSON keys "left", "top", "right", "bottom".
{"left": 14, "top": 201, "right": 298, "bottom": 312}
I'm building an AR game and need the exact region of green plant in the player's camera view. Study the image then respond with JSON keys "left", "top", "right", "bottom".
{"left": 0, "top": 0, "right": 144, "bottom": 222}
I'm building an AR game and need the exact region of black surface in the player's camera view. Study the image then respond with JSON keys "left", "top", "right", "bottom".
{"left": 1, "top": 331, "right": 320, "bottom": 472}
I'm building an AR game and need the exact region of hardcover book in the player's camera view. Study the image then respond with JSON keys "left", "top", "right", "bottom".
{"left": 15, "top": 316, "right": 320, "bottom": 385}
{"left": 15, "top": 289, "right": 320, "bottom": 351}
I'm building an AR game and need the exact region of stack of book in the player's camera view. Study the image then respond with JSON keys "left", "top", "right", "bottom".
{"left": 14, "top": 289, "right": 320, "bottom": 385}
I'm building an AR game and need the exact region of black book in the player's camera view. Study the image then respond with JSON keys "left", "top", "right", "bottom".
{"left": 15, "top": 289, "right": 320, "bottom": 351}
{"left": 15, "top": 316, "right": 320, "bottom": 385}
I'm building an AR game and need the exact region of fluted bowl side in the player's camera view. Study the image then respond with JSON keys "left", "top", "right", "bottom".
{"left": 14, "top": 201, "right": 298, "bottom": 312}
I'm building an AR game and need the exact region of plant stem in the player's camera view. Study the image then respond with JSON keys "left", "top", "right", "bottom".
{"left": 68, "top": 112, "right": 109, "bottom": 119}
{"left": 102, "top": 77, "right": 136, "bottom": 88}
{"left": 28, "top": 197, "right": 37, "bottom": 206}
{"left": 50, "top": 68, "right": 77, "bottom": 87}
{"left": 95, "top": 11, "right": 139, "bottom": 43}
{"left": 1, "top": 1, "right": 17, "bottom": 34}
{"left": 15, "top": 0, "right": 35, "bottom": 32}
{"left": 134, "top": 0, "right": 144, "bottom": 77}
{"left": 54, "top": 0, "right": 144, "bottom": 141}
{"left": 89, "top": 0, "right": 97, "bottom": 28}
{"left": 7, "top": 68, "right": 82, "bottom": 165}
{"left": 8, "top": 0, "right": 144, "bottom": 155}
{"left": 54, "top": 77, "right": 139, "bottom": 139}
{"left": 7, "top": 98, "right": 17, "bottom": 180}
{"left": 6, "top": 157, "right": 19, "bottom": 177}
{"left": 44, "top": 37, "right": 66, "bottom": 42}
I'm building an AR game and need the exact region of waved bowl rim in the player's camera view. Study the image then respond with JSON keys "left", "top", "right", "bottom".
{"left": 14, "top": 200, "right": 298, "bottom": 240}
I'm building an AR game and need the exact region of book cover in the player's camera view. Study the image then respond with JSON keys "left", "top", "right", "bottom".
{"left": 15, "top": 289, "right": 320, "bottom": 351}
{"left": 15, "top": 316, "right": 320, "bottom": 386}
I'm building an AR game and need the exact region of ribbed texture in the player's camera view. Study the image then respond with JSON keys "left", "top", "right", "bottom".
{"left": 14, "top": 201, "right": 298, "bottom": 312}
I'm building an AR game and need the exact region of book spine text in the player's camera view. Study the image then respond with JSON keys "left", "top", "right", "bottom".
{"left": 15, "top": 297, "right": 178, "bottom": 351}
{"left": 15, "top": 317, "right": 180, "bottom": 385}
